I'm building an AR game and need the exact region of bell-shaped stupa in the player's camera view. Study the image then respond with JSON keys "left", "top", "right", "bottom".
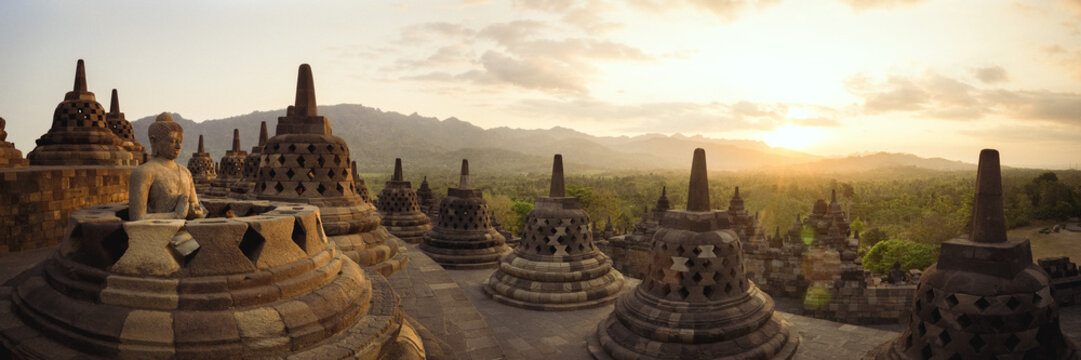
{"left": 351, "top": 161, "right": 373, "bottom": 203}
{"left": 375, "top": 158, "right": 433, "bottom": 243}
{"left": 416, "top": 176, "right": 436, "bottom": 215}
{"left": 420, "top": 159, "right": 510, "bottom": 269}
{"left": 105, "top": 89, "right": 147, "bottom": 164}
{"left": 485, "top": 154, "right": 625, "bottom": 310}
{"left": 207, "top": 129, "right": 248, "bottom": 197}
{"left": 27, "top": 60, "right": 135, "bottom": 166}
{"left": 253, "top": 64, "right": 406, "bottom": 276}
{"left": 590, "top": 148, "right": 799, "bottom": 360}
{"left": 187, "top": 134, "right": 217, "bottom": 194}
{"left": 0, "top": 115, "right": 28, "bottom": 168}
{"left": 866, "top": 149, "right": 1079, "bottom": 359}
{"left": 230, "top": 121, "right": 269, "bottom": 199}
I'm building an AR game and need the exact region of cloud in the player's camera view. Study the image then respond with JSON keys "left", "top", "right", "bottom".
{"left": 399, "top": 22, "right": 477, "bottom": 43}
{"left": 1062, "top": 0, "right": 1081, "bottom": 19}
{"left": 508, "top": 98, "right": 839, "bottom": 134}
{"left": 972, "top": 66, "right": 1009, "bottom": 84}
{"left": 844, "top": 70, "right": 1081, "bottom": 126}
{"left": 1043, "top": 44, "right": 1081, "bottom": 82}
{"left": 629, "top": 0, "right": 782, "bottom": 22}
{"left": 839, "top": 0, "right": 928, "bottom": 11}
{"left": 511, "top": 0, "right": 622, "bottom": 33}
{"left": 476, "top": 51, "right": 588, "bottom": 94}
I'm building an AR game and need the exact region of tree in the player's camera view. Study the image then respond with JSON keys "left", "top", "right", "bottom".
{"left": 862, "top": 239, "right": 940, "bottom": 274}
{"left": 861, "top": 227, "right": 888, "bottom": 249}
{"left": 850, "top": 217, "right": 866, "bottom": 234}
{"left": 511, "top": 201, "right": 534, "bottom": 233}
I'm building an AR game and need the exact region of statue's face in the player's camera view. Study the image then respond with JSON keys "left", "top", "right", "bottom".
{"left": 151, "top": 131, "right": 183, "bottom": 160}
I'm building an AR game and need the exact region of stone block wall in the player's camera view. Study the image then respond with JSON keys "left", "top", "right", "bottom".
{"left": 596, "top": 236, "right": 651, "bottom": 279}
{"left": 743, "top": 246, "right": 808, "bottom": 298}
{"left": 0, "top": 166, "right": 131, "bottom": 253}
{"left": 803, "top": 281, "right": 914, "bottom": 324}
{"left": 1039, "top": 256, "right": 1081, "bottom": 306}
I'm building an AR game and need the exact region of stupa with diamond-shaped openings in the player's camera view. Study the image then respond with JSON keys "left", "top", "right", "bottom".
{"left": 419, "top": 159, "right": 510, "bottom": 269}
{"left": 230, "top": 121, "right": 268, "bottom": 199}
{"left": 866, "top": 149, "right": 1078, "bottom": 359}
{"left": 485, "top": 154, "right": 625, "bottom": 310}
{"left": 253, "top": 64, "right": 406, "bottom": 276}
{"left": 589, "top": 148, "right": 799, "bottom": 360}
{"left": 187, "top": 134, "right": 217, "bottom": 194}
{"left": 207, "top": 129, "right": 247, "bottom": 197}
{"left": 375, "top": 158, "right": 433, "bottom": 244}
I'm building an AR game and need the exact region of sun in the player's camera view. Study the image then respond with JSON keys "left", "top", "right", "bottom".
{"left": 761, "top": 124, "right": 822, "bottom": 150}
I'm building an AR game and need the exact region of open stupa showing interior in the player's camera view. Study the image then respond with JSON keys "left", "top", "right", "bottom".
{"left": 26, "top": 60, "right": 136, "bottom": 166}
{"left": 375, "top": 158, "right": 433, "bottom": 244}
{"left": 484, "top": 154, "right": 626, "bottom": 310}
{"left": 0, "top": 111, "right": 423, "bottom": 359}
{"left": 252, "top": 64, "right": 407, "bottom": 276}
{"left": 589, "top": 148, "right": 799, "bottom": 360}
{"left": 866, "top": 149, "right": 1079, "bottom": 359}
{"left": 420, "top": 159, "right": 510, "bottom": 269}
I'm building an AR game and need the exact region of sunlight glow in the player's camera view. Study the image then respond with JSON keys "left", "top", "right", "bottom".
{"left": 761, "top": 124, "right": 822, "bottom": 150}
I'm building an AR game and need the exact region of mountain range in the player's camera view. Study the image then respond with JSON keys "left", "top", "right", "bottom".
{"left": 130, "top": 104, "right": 975, "bottom": 175}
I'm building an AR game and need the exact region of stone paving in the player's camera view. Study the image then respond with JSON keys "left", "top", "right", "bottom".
{"left": 1, "top": 245, "right": 1079, "bottom": 359}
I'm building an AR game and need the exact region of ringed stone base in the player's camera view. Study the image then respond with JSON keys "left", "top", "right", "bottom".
{"left": 484, "top": 252, "right": 625, "bottom": 311}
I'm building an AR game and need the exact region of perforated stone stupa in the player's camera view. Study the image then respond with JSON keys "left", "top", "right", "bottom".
{"left": 590, "top": 148, "right": 799, "bottom": 360}
{"left": 375, "top": 158, "right": 433, "bottom": 244}
{"left": 207, "top": 129, "right": 247, "bottom": 197}
{"left": 351, "top": 161, "right": 373, "bottom": 204}
{"left": 27, "top": 60, "right": 135, "bottom": 166}
{"left": 416, "top": 176, "right": 436, "bottom": 215}
{"left": 485, "top": 154, "right": 625, "bottom": 310}
{"left": 420, "top": 159, "right": 510, "bottom": 269}
{"left": 105, "top": 89, "right": 147, "bottom": 164}
{"left": 230, "top": 121, "right": 268, "bottom": 199}
{"left": 187, "top": 134, "right": 217, "bottom": 194}
{"left": 253, "top": 64, "right": 406, "bottom": 276}
{"left": 867, "top": 149, "right": 1078, "bottom": 359}
{"left": 0, "top": 115, "right": 28, "bottom": 169}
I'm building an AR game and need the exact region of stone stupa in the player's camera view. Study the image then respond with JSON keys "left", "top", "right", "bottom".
{"left": 351, "top": 161, "right": 373, "bottom": 203}
{"left": 206, "top": 129, "right": 247, "bottom": 197}
{"left": 0, "top": 111, "right": 423, "bottom": 359}
{"left": 416, "top": 176, "right": 436, "bottom": 215}
{"left": 866, "top": 149, "right": 1078, "bottom": 359}
{"left": 187, "top": 134, "right": 217, "bottom": 194}
{"left": 229, "top": 121, "right": 268, "bottom": 199}
{"left": 590, "top": 148, "right": 799, "bottom": 360}
{"left": 0, "top": 115, "right": 28, "bottom": 168}
{"left": 27, "top": 59, "right": 135, "bottom": 166}
{"left": 420, "top": 159, "right": 510, "bottom": 269}
{"left": 485, "top": 154, "right": 625, "bottom": 310}
{"left": 253, "top": 64, "right": 406, "bottom": 276}
{"left": 375, "top": 158, "right": 433, "bottom": 244}
{"left": 105, "top": 89, "right": 147, "bottom": 164}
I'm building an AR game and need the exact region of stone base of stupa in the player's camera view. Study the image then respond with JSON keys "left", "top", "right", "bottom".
{"left": 420, "top": 228, "right": 509, "bottom": 270}
{"left": 381, "top": 212, "right": 433, "bottom": 244}
{"left": 484, "top": 251, "right": 625, "bottom": 311}
{"left": 0, "top": 144, "right": 27, "bottom": 169}
{"left": 590, "top": 285, "right": 799, "bottom": 360}
{"left": 27, "top": 143, "right": 136, "bottom": 166}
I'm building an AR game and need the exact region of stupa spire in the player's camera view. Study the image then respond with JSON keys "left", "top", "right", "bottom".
{"left": 231, "top": 129, "right": 241, "bottom": 152}
{"left": 109, "top": 89, "right": 120, "bottom": 114}
{"left": 294, "top": 64, "right": 317, "bottom": 117}
{"left": 198, "top": 134, "right": 205, "bottom": 153}
{"left": 393, "top": 158, "right": 404, "bottom": 181}
{"left": 549, "top": 154, "right": 565, "bottom": 197}
{"left": 73, "top": 59, "right": 87, "bottom": 93}
{"left": 686, "top": 148, "right": 710, "bottom": 211}
{"left": 970, "top": 149, "right": 1007, "bottom": 243}
{"left": 258, "top": 121, "right": 268, "bottom": 146}
{"left": 459, "top": 159, "right": 470, "bottom": 189}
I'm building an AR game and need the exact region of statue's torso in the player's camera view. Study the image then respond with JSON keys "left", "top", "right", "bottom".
{"left": 141, "top": 160, "right": 195, "bottom": 214}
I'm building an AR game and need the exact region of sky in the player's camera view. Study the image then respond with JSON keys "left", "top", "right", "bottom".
{"left": 0, "top": 0, "right": 1079, "bottom": 168}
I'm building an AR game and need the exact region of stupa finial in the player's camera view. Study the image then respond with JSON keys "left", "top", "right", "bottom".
{"left": 550, "top": 154, "right": 565, "bottom": 197}
{"left": 459, "top": 159, "right": 470, "bottom": 189}
{"left": 393, "top": 158, "right": 403, "bottom": 181}
{"left": 294, "top": 64, "right": 317, "bottom": 117}
{"left": 686, "top": 148, "right": 710, "bottom": 212}
{"left": 198, "top": 134, "right": 205, "bottom": 153}
{"left": 970, "top": 149, "right": 1007, "bottom": 243}
{"left": 109, "top": 89, "right": 120, "bottom": 113}
{"left": 258, "top": 121, "right": 268, "bottom": 146}
{"left": 231, "top": 129, "right": 241, "bottom": 152}
{"left": 74, "top": 59, "right": 87, "bottom": 93}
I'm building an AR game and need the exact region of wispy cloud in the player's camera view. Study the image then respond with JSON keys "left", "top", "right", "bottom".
{"left": 972, "top": 66, "right": 1009, "bottom": 84}
{"left": 838, "top": 0, "right": 928, "bottom": 11}
{"left": 844, "top": 70, "right": 1081, "bottom": 126}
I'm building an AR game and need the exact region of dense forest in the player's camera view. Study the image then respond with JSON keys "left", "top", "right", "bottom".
{"left": 362, "top": 167, "right": 1081, "bottom": 252}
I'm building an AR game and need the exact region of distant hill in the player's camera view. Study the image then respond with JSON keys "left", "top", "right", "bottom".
{"left": 130, "top": 104, "right": 971, "bottom": 175}
{"left": 769, "top": 152, "right": 976, "bottom": 173}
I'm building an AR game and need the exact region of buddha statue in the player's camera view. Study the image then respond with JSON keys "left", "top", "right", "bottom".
{"left": 128, "top": 112, "right": 205, "bottom": 220}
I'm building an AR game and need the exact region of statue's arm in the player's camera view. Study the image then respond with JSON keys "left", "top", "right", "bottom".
{"left": 128, "top": 169, "right": 152, "bottom": 221}
{"left": 183, "top": 168, "right": 205, "bottom": 219}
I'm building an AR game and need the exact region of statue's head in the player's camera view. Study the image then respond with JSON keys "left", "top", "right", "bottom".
{"left": 149, "top": 112, "right": 183, "bottom": 160}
